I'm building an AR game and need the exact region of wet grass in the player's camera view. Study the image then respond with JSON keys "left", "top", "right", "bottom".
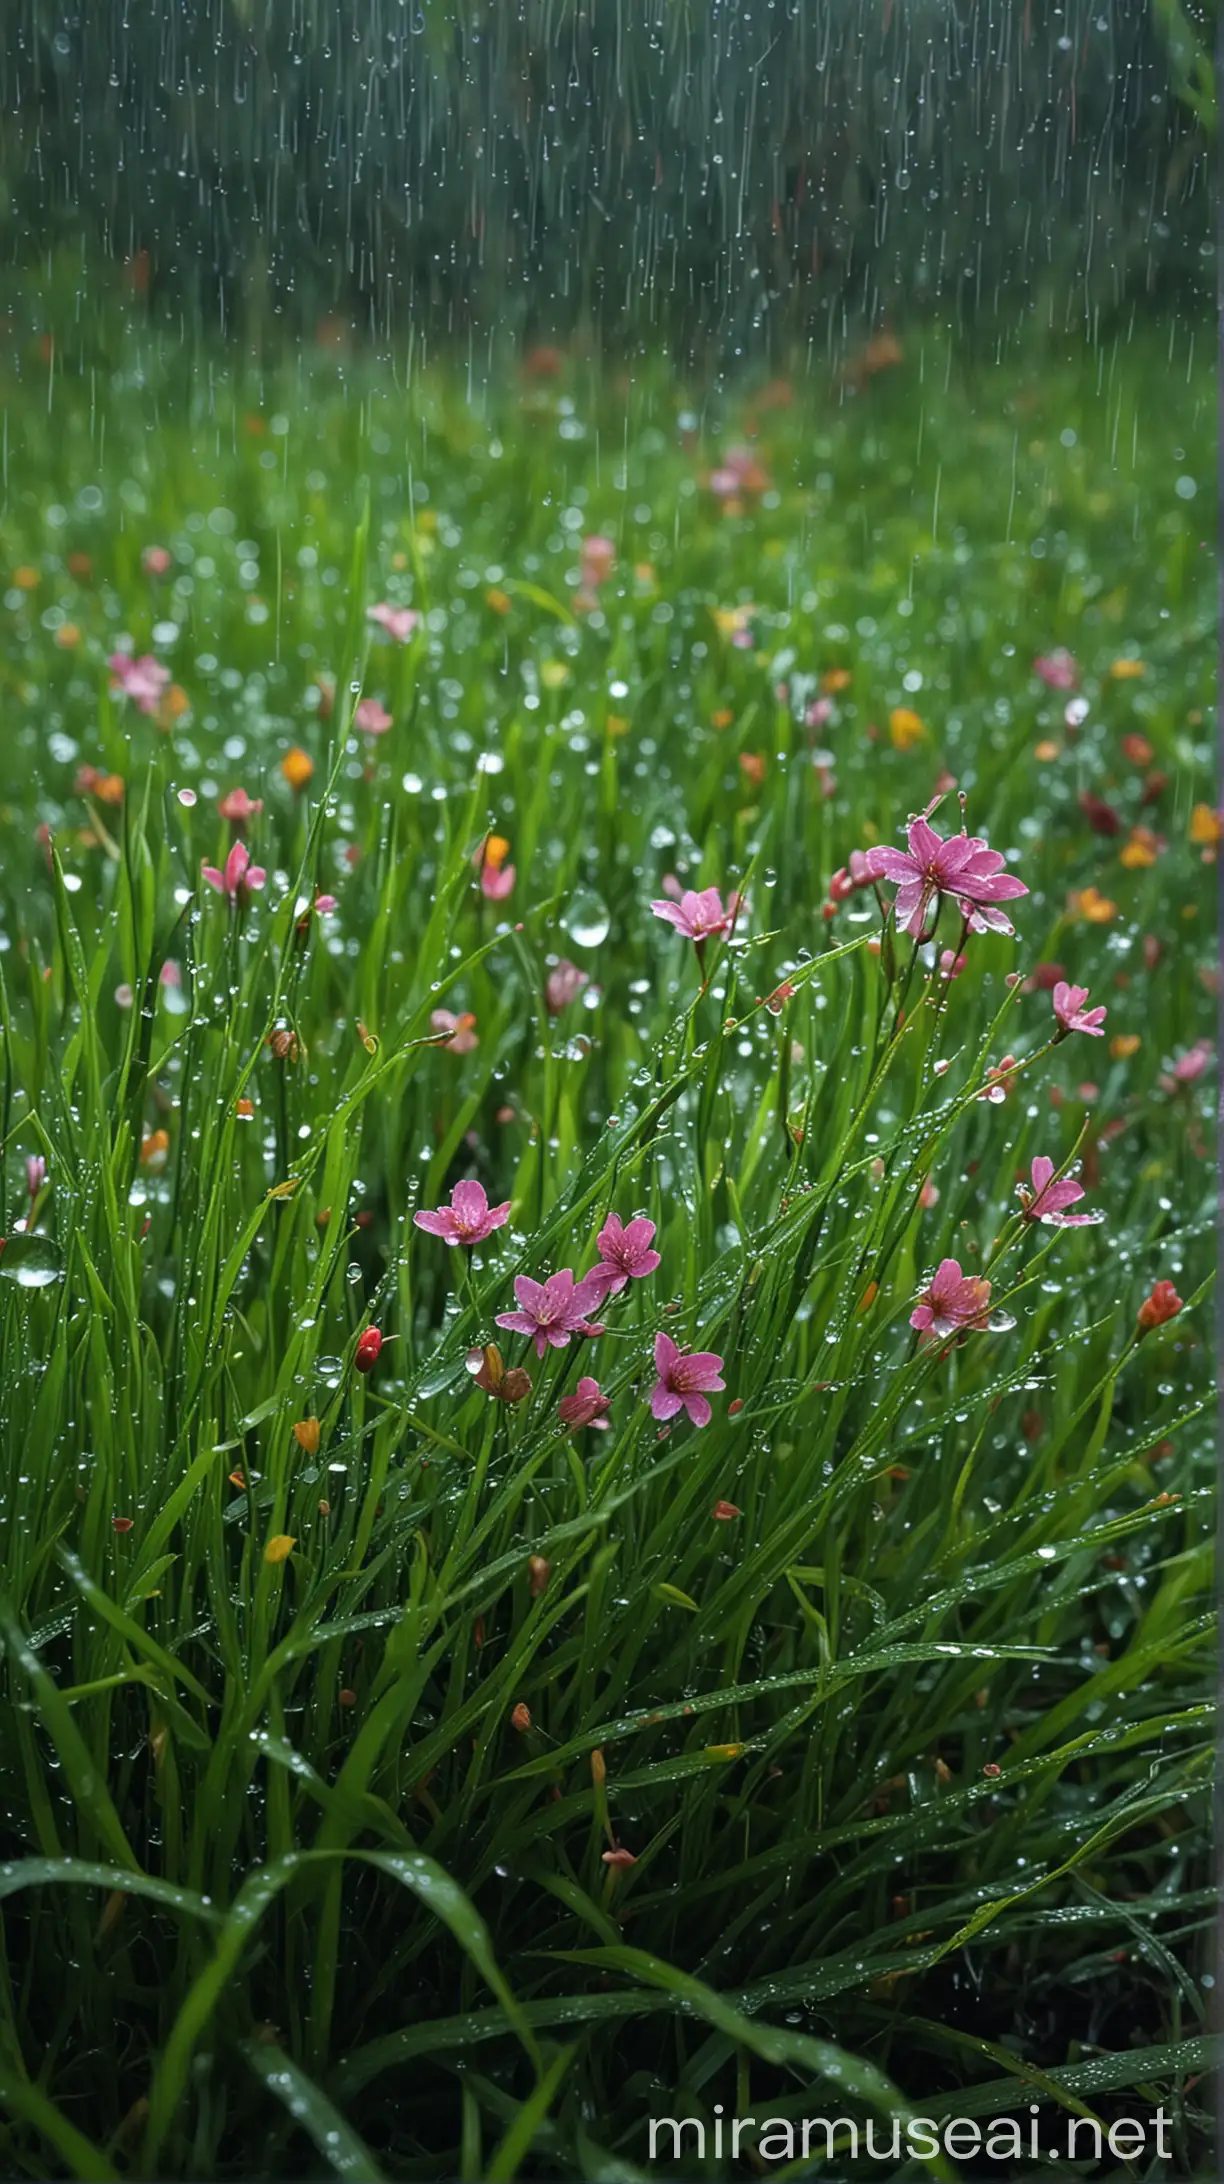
{"left": 0, "top": 321, "right": 1216, "bottom": 2178}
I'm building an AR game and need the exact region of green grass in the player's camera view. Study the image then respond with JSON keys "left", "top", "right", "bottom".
{"left": 0, "top": 314, "right": 1216, "bottom": 2179}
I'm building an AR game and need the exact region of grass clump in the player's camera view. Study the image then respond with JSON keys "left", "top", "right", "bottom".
{"left": 0, "top": 324, "right": 1215, "bottom": 2178}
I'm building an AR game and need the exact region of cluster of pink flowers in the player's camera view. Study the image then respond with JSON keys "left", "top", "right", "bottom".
{"left": 411, "top": 1193, "right": 724, "bottom": 1433}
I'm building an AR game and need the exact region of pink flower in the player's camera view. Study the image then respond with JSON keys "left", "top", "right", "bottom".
{"left": 867, "top": 814, "right": 1028, "bottom": 939}
{"left": 159, "top": 960, "right": 181, "bottom": 989}
{"left": 217, "top": 787, "right": 263, "bottom": 824}
{"left": 355, "top": 698, "right": 393, "bottom": 735}
{"left": 496, "top": 1270, "right": 606, "bottom": 1357}
{"left": 1017, "top": 1156, "right": 1100, "bottom": 1227}
{"left": 649, "top": 1332, "right": 725, "bottom": 1428}
{"left": 108, "top": 653, "right": 170, "bottom": 715}
{"left": 480, "top": 862, "right": 516, "bottom": 901}
{"left": 142, "top": 545, "right": 172, "bottom": 576}
{"left": 414, "top": 1178, "right": 511, "bottom": 1246}
{"left": 910, "top": 1259, "right": 993, "bottom": 1340}
{"left": 579, "top": 535, "right": 616, "bottom": 588}
{"left": 979, "top": 1054, "right": 1020, "bottom": 1104}
{"left": 367, "top": 603, "right": 420, "bottom": 642}
{"left": 1052, "top": 981, "right": 1106, "bottom": 1038}
{"left": 558, "top": 1376, "right": 611, "bottom": 1430}
{"left": 939, "top": 949, "right": 967, "bottom": 981}
{"left": 650, "top": 887, "right": 736, "bottom": 944}
{"left": 1034, "top": 649, "right": 1079, "bottom": 691}
{"left": 26, "top": 1155, "right": 46, "bottom": 1201}
{"left": 431, "top": 1008, "right": 479, "bottom": 1054}
{"left": 587, "top": 1213, "right": 661, "bottom": 1298}
{"left": 1166, "top": 1041, "right": 1213, "bottom": 1087}
{"left": 546, "top": 959, "right": 589, "bottom": 1013}
{"left": 202, "top": 841, "right": 266, "bottom": 900}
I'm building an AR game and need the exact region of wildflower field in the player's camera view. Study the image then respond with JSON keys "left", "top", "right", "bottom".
{"left": 0, "top": 320, "right": 1215, "bottom": 2178}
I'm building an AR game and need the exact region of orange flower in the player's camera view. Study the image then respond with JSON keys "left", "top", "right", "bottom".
{"left": 1110, "top": 1033, "right": 1141, "bottom": 1059}
{"left": 293, "top": 1418, "right": 321, "bottom": 1455}
{"left": 1067, "top": 885, "right": 1117, "bottom": 924}
{"left": 605, "top": 713, "right": 630, "bottom": 737}
{"left": 235, "top": 1097, "right": 255, "bottom": 1119}
{"left": 12, "top": 566, "right": 39, "bottom": 591}
{"left": 1121, "top": 732, "right": 1154, "bottom": 766}
{"left": 739, "top": 752, "right": 766, "bottom": 788}
{"left": 822, "top": 667, "right": 852, "bottom": 693}
{"left": 510, "top": 1703, "right": 532, "bottom": 1732}
{"left": 711, "top": 708, "right": 735, "bottom": 730}
{"left": 1188, "top": 802, "right": 1223, "bottom": 846}
{"left": 55, "top": 623, "right": 81, "bottom": 650}
{"left": 281, "top": 746, "right": 313, "bottom": 790}
{"left": 139, "top": 1128, "right": 170, "bottom": 1169}
{"left": 485, "top": 586, "right": 511, "bottom": 615}
{"left": 155, "top": 684, "right": 189, "bottom": 730}
{"left": 1034, "top": 739, "right": 1061, "bottom": 761}
{"left": 888, "top": 706, "right": 925, "bottom": 751}
{"left": 481, "top": 833, "right": 510, "bottom": 870}
{"left": 1119, "top": 826, "right": 1162, "bottom": 870}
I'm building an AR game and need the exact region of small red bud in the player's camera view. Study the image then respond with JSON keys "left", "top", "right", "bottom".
{"left": 354, "top": 1326, "right": 383, "bottom": 1373}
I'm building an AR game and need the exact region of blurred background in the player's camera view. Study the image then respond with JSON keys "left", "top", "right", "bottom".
{"left": 0, "top": 0, "right": 1215, "bottom": 375}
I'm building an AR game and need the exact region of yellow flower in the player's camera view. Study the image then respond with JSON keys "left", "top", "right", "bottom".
{"left": 713, "top": 604, "right": 754, "bottom": 637}
{"left": 1188, "top": 803, "right": 1223, "bottom": 846}
{"left": 1109, "top": 657, "right": 1146, "bottom": 680}
{"left": 264, "top": 1534, "right": 296, "bottom": 1565}
{"left": 888, "top": 706, "right": 926, "bottom": 751}
{"left": 1068, "top": 884, "right": 1117, "bottom": 923}
{"left": 55, "top": 623, "right": 81, "bottom": 649}
{"left": 416, "top": 510, "right": 437, "bottom": 534}
{"left": 606, "top": 713, "right": 630, "bottom": 737}
{"left": 12, "top": 566, "right": 39, "bottom": 591}
{"left": 1110, "top": 1034, "right": 1141, "bottom": 1059}
{"left": 1119, "top": 827, "right": 1160, "bottom": 870}
{"left": 540, "top": 659, "right": 569, "bottom": 690}
{"left": 281, "top": 746, "right": 314, "bottom": 790}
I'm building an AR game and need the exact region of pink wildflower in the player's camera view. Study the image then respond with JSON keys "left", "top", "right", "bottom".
{"left": 1052, "top": 981, "right": 1107, "bottom": 1039}
{"left": 354, "top": 698, "right": 393, "bottom": 736}
{"left": 142, "top": 545, "right": 172, "bottom": 576}
{"left": 430, "top": 1009, "right": 479, "bottom": 1054}
{"left": 579, "top": 535, "right": 616, "bottom": 588}
{"left": 979, "top": 1055, "right": 1020, "bottom": 1104}
{"left": 202, "top": 841, "right": 266, "bottom": 900}
{"left": 496, "top": 1270, "right": 606, "bottom": 1356}
{"left": 867, "top": 814, "right": 1028, "bottom": 939}
{"left": 367, "top": 603, "right": 420, "bottom": 642}
{"left": 413, "top": 1179, "right": 511, "bottom": 1247}
{"left": 1138, "top": 1280, "right": 1183, "bottom": 1333}
{"left": 1016, "top": 1156, "right": 1100, "bottom": 1227}
{"left": 587, "top": 1213, "right": 661, "bottom": 1298}
{"left": 558, "top": 1377, "right": 611, "bottom": 1430}
{"left": 805, "top": 698, "right": 834, "bottom": 729}
{"left": 108, "top": 653, "right": 170, "bottom": 715}
{"left": 545, "top": 958, "right": 589, "bottom": 1014}
{"left": 649, "top": 1332, "right": 726, "bottom": 1428}
{"left": 939, "top": 949, "right": 967, "bottom": 981}
{"left": 26, "top": 1155, "right": 46, "bottom": 1202}
{"left": 217, "top": 787, "right": 263, "bottom": 824}
{"left": 480, "top": 862, "right": 516, "bottom": 901}
{"left": 650, "top": 887, "right": 735, "bottom": 944}
{"left": 1164, "top": 1041, "right": 1213, "bottom": 1088}
{"left": 1033, "top": 649, "right": 1079, "bottom": 691}
{"left": 910, "top": 1259, "right": 993, "bottom": 1341}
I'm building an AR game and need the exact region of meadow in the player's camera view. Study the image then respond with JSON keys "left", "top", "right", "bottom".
{"left": 0, "top": 316, "right": 1216, "bottom": 2178}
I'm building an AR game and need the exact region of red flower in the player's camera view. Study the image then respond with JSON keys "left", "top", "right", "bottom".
{"left": 1137, "top": 1282, "right": 1183, "bottom": 1334}
{"left": 354, "top": 1327, "right": 383, "bottom": 1373}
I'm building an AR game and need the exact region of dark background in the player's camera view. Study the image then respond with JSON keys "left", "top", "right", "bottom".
{"left": 0, "top": 0, "right": 1215, "bottom": 365}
